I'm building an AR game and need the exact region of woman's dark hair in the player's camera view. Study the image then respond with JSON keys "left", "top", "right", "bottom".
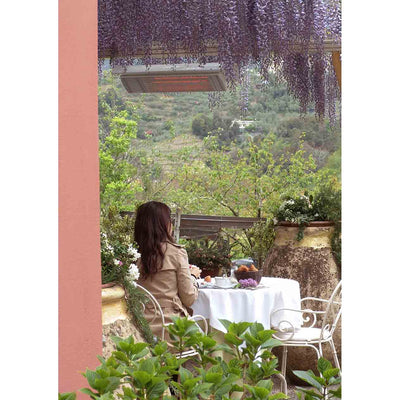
{"left": 134, "top": 201, "right": 174, "bottom": 277}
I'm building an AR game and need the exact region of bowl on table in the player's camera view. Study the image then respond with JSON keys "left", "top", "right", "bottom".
{"left": 234, "top": 270, "right": 263, "bottom": 285}
{"left": 214, "top": 276, "right": 233, "bottom": 288}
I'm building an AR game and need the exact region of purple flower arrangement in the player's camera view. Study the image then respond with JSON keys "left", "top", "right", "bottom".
{"left": 238, "top": 278, "right": 259, "bottom": 288}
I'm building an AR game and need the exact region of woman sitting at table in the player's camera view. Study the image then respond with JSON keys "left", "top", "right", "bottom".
{"left": 135, "top": 201, "right": 201, "bottom": 342}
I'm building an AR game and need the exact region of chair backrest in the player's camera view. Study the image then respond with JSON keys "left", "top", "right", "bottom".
{"left": 132, "top": 283, "right": 208, "bottom": 344}
{"left": 133, "top": 282, "right": 166, "bottom": 341}
{"left": 321, "top": 280, "right": 342, "bottom": 338}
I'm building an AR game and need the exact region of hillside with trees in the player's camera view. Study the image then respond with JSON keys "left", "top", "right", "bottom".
{"left": 98, "top": 69, "right": 341, "bottom": 216}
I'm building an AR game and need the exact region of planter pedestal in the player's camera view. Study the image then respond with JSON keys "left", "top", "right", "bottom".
{"left": 263, "top": 222, "right": 341, "bottom": 383}
{"left": 101, "top": 284, "right": 145, "bottom": 358}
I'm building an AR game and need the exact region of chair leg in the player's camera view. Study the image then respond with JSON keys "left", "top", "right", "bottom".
{"left": 275, "top": 373, "right": 287, "bottom": 395}
{"left": 281, "top": 346, "right": 288, "bottom": 380}
{"left": 308, "top": 345, "right": 323, "bottom": 378}
{"left": 328, "top": 339, "right": 341, "bottom": 374}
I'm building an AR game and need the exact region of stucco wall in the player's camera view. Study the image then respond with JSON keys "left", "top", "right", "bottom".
{"left": 59, "top": 0, "right": 101, "bottom": 395}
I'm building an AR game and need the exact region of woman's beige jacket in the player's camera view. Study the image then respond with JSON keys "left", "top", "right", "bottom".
{"left": 137, "top": 241, "right": 198, "bottom": 341}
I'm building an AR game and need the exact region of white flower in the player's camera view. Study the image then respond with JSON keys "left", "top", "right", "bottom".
{"left": 128, "top": 245, "right": 141, "bottom": 260}
{"left": 114, "top": 259, "right": 121, "bottom": 266}
{"left": 128, "top": 263, "right": 140, "bottom": 281}
{"left": 106, "top": 243, "right": 114, "bottom": 252}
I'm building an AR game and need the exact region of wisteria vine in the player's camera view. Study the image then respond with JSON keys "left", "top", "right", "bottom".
{"left": 98, "top": 0, "right": 341, "bottom": 121}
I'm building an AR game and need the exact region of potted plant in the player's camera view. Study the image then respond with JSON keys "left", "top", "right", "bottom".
{"left": 275, "top": 180, "right": 341, "bottom": 249}
{"left": 186, "top": 239, "right": 232, "bottom": 278}
{"left": 100, "top": 207, "right": 155, "bottom": 347}
{"left": 264, "top": 179, "right": 341, "bottom": 382}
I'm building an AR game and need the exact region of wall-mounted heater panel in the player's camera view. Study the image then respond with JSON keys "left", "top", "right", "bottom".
{"left": 116, "top": 63, "right": 227, "bottom": 93}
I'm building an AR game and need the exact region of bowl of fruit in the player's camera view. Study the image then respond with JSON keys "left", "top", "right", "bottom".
{"left": 234, "top": 264, "right": 262, "bottom": 285}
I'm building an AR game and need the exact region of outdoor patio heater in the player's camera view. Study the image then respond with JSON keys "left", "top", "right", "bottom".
{"left": 114, "top": 63, "right": 227, "bottom": 93}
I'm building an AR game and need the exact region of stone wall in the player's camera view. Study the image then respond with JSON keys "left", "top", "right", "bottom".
{"left": 103, "top": 318, "right": 146, "bottom": 359}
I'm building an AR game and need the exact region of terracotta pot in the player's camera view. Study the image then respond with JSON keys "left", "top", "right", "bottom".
{"left": 263, "top": 221, "right": 341, "bottom": 383}
{"left": 101, "top": 284, "right": 146, "bottom": 358}
{"left": 277, "top": 221, "right": 335, "bottom": 228}
{"left": 101, "top": 284, "right": 129, "bottom": 325}
{"left": 101, "top": 282, "right": 118, "bottom": 289}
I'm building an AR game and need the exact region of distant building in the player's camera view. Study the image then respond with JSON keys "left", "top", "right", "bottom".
{"left": 230, "top": 119, "right": 255, "bottom": 130}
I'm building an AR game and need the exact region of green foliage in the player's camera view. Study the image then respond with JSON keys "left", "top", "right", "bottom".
{"left": 313, "top": 177, "right": 342, "bottom": 267}
{"left": 164, "top": 119, "right": 176, "bottom": 137}
{"left": 99, "top": 108, "right": 144, "bottom": 211}
{"left": 276, "top": 116, "right": 340, "bottom": 153}
{"left": 166, "top": 133, "right": 329, "bottom": 265}
{"left": 98, "top": 73, "right": 139, "bottom": 142}
{"left": 60, "top": 318, "right": 288, "bottom": 400}
{"left": 100, "top": 69, "right": 340, "bottom": 166}
{"left": 330, "top": 224, "right": 341, "bottom": 274}
{"left": 59, "top": 393, "right": 76, "bottom": 400}
{"left": 276, "top": 177, "right": 341, "bottom": 243}
{"left": 169, "top": 134, "right": 317, "bottom": 220}
{"left": 294, "top": 358, "right": 341, "bottom": 399}
{"left": 312, "top": 177, "right": 341, "bottom": 222}
{"left": 323, "top": 149, "right": 341, "bottom": 179}
{"left": 123, "top": 278, "right": 157, "bottom": 345}
{"left": 191, "top": 113, "right": 212, "bottom": 138}
{"left": 100, "top": 207, "right": 137, "bottom": 284}
{"left": 186, "top": 238, "right": 232, "bottom": 274}
{"left": 97, "top": 68, "right": 341, "bottom": 226}
{"left": 240, "top": 220, "right": 276, "bottom": 267}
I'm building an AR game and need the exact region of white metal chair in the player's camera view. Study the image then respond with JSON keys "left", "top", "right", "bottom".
{"left": 270, "top": 280, "right": 342, "bottom": 380}
{"left": 132, "top": 282, "right": 208, "bottom": 359}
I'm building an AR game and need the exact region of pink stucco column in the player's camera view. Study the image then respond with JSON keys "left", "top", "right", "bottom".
{"left": 59, "top": 0, "right": 102, "bottom": 396}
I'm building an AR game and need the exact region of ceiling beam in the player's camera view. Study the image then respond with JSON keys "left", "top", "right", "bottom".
{"left": 101, "top": 39, "right": 341, "bottom": 59}
{"left": 331, "top": 51, "right": 342, "bottom": 90}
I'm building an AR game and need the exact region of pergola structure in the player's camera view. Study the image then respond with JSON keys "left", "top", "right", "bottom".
{"left": 117, "top": 40, "right": 341, "bottom": 90}
{"left": 59, "top": 1, "right": 341, "bottom": 396}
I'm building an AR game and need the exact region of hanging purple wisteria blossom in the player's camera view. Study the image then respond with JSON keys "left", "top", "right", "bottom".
{"left": 208, "top": 92, "right": 223, "bottom": 110}
{"left": 98, "top": 0, "right": 341, "bottom": 121}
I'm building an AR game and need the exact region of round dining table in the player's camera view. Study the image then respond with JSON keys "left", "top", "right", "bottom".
{"left": 191, "top": 277, "right": 302, "bottom": 332}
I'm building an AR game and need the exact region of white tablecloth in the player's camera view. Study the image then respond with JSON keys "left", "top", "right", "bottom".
{"left": 191, "top": 277, "right": 302, "bottom": 332}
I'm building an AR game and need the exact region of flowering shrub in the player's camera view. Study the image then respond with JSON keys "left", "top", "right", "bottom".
{"left": 275, "top": 181, "right": 341, "bottom": 250}
{"left": 100, "top": 207, "right": 155, "bottom": 342}
{"left": 276, "top": 195, "right": 315, "bottom": 227}
{"left": 101, "top": 231, "right": 140, "bottom": 284}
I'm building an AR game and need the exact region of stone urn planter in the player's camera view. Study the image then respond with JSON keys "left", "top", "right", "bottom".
{"left": 263, "top": 221, "right": 341, "bottom": 383}
{"left": 101, "top": 283, "right": 145, "bottom": 358}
